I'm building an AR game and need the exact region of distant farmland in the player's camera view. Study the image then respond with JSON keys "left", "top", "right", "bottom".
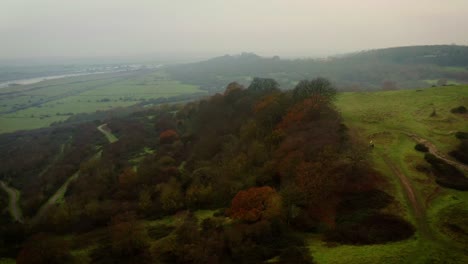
{"left": 0, "top": 69, "right": 204, "bottom": 133}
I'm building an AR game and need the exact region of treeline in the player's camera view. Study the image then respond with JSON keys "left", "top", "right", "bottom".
{"left": 4, "top": 77, "right": 414, "bottom": 263}
{"left": 342, "top": 45, "right": 468, "bottom": 67}
{"left": 167, "top": 45, "right": 468, "bottom": 92}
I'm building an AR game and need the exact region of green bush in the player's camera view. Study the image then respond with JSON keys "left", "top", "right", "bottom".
{"left": 326, "top": 213, "right": 415, "bottom": 244}
{"left": 424, "top": 153, "right": 468, "bottom": 190}
{"left": 450, "top": 106, "right": 467, "bottom": 114}
{"left": 414, "top": 143, "right": 429, "bottom": 152}
{"left": 455, "top": 131, "right": 468, "bottom": 140}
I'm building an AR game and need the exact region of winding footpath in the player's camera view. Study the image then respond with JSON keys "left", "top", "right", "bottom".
{"left": 97, "top": 123, "right": 118, "bottom": 143}
{"left": 379, "top": 132, "right": 467, "bottom": 239}
{"left": 381, "top": 155, "right": 431, "bottom": 238}
{"left": 406, "top": 133, "right": 468, "bottom": 172}
{"left": 2, "top": 124, "right": 118, "bottom": 224}
{"left": 32, "top": 172, "right": 80, "bottom": 223}
{"left": 0, "top": 181, "right": 24, "bottom": 223}
{"left": 32, "top": 124, "right": 118, "bottom": 223}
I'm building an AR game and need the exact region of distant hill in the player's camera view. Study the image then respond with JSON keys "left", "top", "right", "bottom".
{"left": 339, "top": 45, "right": 468, "bottom": 66}
{"left": 167, "top": 45, "right": 468, "bottom": 91}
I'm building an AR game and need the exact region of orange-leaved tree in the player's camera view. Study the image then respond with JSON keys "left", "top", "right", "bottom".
{"left": 159, "top": 129, "right": 179, "bottom": 144}
{"left": 229, "top": 186, "right": 282, "bottom": 222}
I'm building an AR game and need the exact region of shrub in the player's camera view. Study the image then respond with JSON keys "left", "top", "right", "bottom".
{"left": 424, "top": 153, "right": 468, "bottom": 190}
{"left": 325, "top": 213, "right": 415, "bottom": 244}
{"left": 455, "top": 132, "right": 468, "bottom": 140}
{"left": 326, "top": 189, "right": 413, "bottom": 245}
{"left": 414, "top": 143, "right": 429, "bottom": 152}
{"left": 337, "top": 190, "right": 393, "bottom": 213}
{"left": 450, "top": 138, "right": 468, "bottom": 165}
{"left": 451, "top": 106, "right": 467, "bottom": 114}
{"left": 449, "top": 150, "right": 468, "bottom": 165}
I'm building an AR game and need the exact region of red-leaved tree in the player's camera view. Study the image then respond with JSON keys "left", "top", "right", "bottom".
{"left": 159, "top": 129, "right": 179, "bottom": 144}
{"left": 229, "top": 186, "right": 282, "bottom": 222}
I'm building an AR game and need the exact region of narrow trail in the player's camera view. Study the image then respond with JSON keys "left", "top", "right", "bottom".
{"left": 381, "top": 154, "right": 432, "bottom": 239}
{"left": 0, "top": 144, "right": 66, "bottom": 224}
{"left": 32, "top": 172, "right": 80, "bottom": 223}
{"left": 405, "top": 133, "right": 468, "bottom": 172}
{"left": 32, "top": 123, "right": 115, "bottom": 223}
{"left": 97, "top": 123, "right": 118, "bottom": 143}
{"left": 7, "top": 123, "right": 120, "bottom": 224}
{"left": 0, "top": 181, "right": 24, "bottom": 223}
{"left": 378, "top": 131, "right": 467, "bottom": 240}
{"left": 32, "top": 150, "right": 103, "bottom": 223}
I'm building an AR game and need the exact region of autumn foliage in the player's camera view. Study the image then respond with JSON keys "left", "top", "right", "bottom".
{"left": 159, "top": 129, "right": 179, "bottom": 144}
{"left": 118, "top": 168, "right": 138, "bottom": 189}
{"left": 1, "top": 77, "right": 418, "bottom": 263}
{"left": 229, "top": 186, "right": 282, "bottom": 222}
{"left": 276, "top": 96, "right": 328, "bottom": 132}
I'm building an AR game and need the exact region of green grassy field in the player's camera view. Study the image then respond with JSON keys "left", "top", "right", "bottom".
{"left": 424, "top": 79, "right": 460, "bottom": 86}
{"left": 0, "top": 70, "right": 204, "bottom": 133}
{"left": 327, "top": 86, "right": 468, "bottom": 263}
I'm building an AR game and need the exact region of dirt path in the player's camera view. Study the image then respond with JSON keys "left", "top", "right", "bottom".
{"left": 379, "top": 131, "right": 466, "bottom": 239}
{"left": 381, "top": 154, "right": 432, "bottom": 238}
{"left": 3, "top": 125, "right": 115, "bottom": 225}
{"left": 406, "top": 133, "right": 468, "bottom": 172}
{"left": 31, "top": 124, "right": 114, "bottom": 223}
{"left": 0, "top": 181, "right": 24, "bottom": 223}
{"left": 97, "top": 124, "right": 118, "bottom": 143}
{"left": 0, "top": 143, "right": 66, "bottom": 224}
{"left": 32, "top": 172, "right": 79, "bottom": 223}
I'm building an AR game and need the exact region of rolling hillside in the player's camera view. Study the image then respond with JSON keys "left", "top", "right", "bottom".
{"left": 0, "top": 80, "right": 466, "bottom": 263}
{"left": 167, "top": 45, "right": 468, "bottom": 91}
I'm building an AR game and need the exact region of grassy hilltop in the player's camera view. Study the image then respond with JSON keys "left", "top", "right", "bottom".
{"left": 317, "top": 86, "right": 468, "bottom": 263}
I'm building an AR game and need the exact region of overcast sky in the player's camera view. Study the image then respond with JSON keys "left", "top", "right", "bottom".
{"left": 2, "top": 0, "right": 468, "bottom": 60}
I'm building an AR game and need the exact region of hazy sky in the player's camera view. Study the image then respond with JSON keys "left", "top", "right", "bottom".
{"left": 2, "top": 0, "right": 468, "bottom": 60}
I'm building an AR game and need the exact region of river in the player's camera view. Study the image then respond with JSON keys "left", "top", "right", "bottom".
{"left": 0, "top": 64, "right": 162, "bottom": 89}
{"left": 0, "top": 70, "right": 130, "bottom": 89}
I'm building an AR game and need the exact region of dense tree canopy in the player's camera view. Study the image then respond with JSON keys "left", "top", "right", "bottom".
{"left": 293, "top": 77, "right": 337, "bottom": 102}
{"left": 229, "top": 186, "right": 282, "bottom": 222}
{"left": 0, "top": 77, "right": 417, "bottom": 263}
{"left": 247, "top": 77, "right": 279, "bottom": 93}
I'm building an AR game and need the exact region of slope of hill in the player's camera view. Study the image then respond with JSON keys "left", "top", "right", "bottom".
{"left": 167, "top": 45, "right": 468, "bottom": 91}
{"left": 331, "top": 85, "right": 468, "bottom": 263}
{"left": 0, "top": 80, "right": 466, "bottom": 263}
{"left": 341, "top": 45, "right": 468, "bottom": 66}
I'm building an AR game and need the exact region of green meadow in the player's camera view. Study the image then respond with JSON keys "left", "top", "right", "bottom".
{"left": 0, "top": 70, "right": 204, "bottom": 133}
{"left": 328, "top": 86, "right": 468, "bottom": 263}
